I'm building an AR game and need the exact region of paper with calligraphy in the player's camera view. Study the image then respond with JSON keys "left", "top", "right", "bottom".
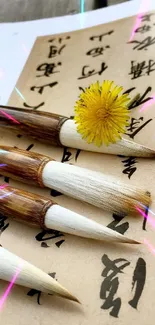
{"left": 0, "top": 11, "right": 155, "bottom": 325}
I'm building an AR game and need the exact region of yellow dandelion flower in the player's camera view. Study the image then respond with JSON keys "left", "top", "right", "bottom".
{"left": 74, "top": 80, "right": 131, "bottom": 146}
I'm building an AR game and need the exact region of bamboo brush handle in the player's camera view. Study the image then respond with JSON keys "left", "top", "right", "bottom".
{"left": 0, "top": 105, "right": 68, "bottom": 145}
{"left": 0, "top": 185, "right": 54, "bottom": 229}
{"left": 0, "top": 146, "right": 51, "bottom": 186}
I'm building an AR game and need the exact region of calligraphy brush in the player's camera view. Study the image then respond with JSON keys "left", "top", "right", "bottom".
{"left": 0, "top": 105, "right": 154, "bottom": 157}
{"left": 0, "top": 146, "right": 151, "bottom": 216}
{"left": 0, "top": 185, "right": 139, "bottom": 244}
{"left": 0, "top": 246, "right": 79, "bottom": 302}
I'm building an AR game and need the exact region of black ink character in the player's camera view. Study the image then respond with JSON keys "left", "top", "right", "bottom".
{"left": 100, "top": 255, "right": 146, "bottom": 317}
{"left": 48, "top": 45, "right": 66, "bottom": 58}
{"left": 100, "top": 254, "right": 130, "bottom": 318}
{"left": 140, "top": 13, "right": 154, "bottom": 22}
{"left": 27, "top": 288, "right": 42, "bottom": 305}
{"left": 61, "top": 147, "right": 72, "bottom": 162}
{"left": 120, "top": 156, "right": 137, "bottom": 179}
{"left": 135, "top": 25, "right": 151, "bottom": 34}
{"left": 129, "top": 36, "right": 155, "bottom": 51}
{"left": 90, "top": 30, "right": 114, "bottom": 41}
{"left": 78, "top": 86, "right": 85, "bottom": 92}
{"left": 30, "top": 82, "right": 58, "bottom": 95}
{"left": 0, "top": 214, "right": 9, "bottom": 233}
{"left": 4, "top": 177, "right": 9, "bottom": 183}
{"left": 35, "top": 229, "right": 65, "bottom": 248}
{"left": 86, "top": 46, "right": 110, "bottom": 57}
{"left": 27, "top": 272, "right": 57, "bottom": 304}
{"left": 142, "top": 205, "right": 149, "bottom": 231}
{"left": 128, "top": 258, "right": 146, "bottom": 309}
{"left": 36, "top": 62, "right": 61, "bottom": 77}
{"left": 78, "top": 62, "right": 107, "bottom": 79}
{"left": 129, "top": 60, "right": 155, "bottom": 79}
{"left": 26, "top": 144, "right": 34, "bottom": 151}
{"left": 61, "top": 147, "right": 81, "bottom": 163}
{"left": 75, "top": 149, "right": 81, "bottom": 161}
{"left": 124, "top": 86, "right": 153, "bottom": 110}
{"left": 48, "top": 36, "right": 70, "bottom": 43}
{"left": 126, "top": 117, "right": 152, "bottom": 139}
{"left": 23, "top": 102, "right": 45, "bottom": 110}
{"left": 107, "top": 213, "right": 129, "bottom": 234}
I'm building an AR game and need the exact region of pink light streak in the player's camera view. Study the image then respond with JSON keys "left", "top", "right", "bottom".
{"left": 0, "top": 264, "right": 22, "bottom": 311}
{"left": 0, "top": 69, "right": 4, "bottom": 80}
{"left": 0, "top": 184, "right": 8, "bottom": 190}
{"left": 136, "top": 206, "right": 155, "bottom": 229}
{"left": 22, "top": 43, "right": 29, "bottom": 55}
{"left": 0, "top": 184, "right": 14, "bottom": 199}
{"left": 0, "top": 191, "right": 14, "bottom": 200}
{"left": 144, "top": 239, "right": 155, "bottom": 255}
{"left": 0, "top": 110, "right": 20, "bottom": 124}
{"left": 129, "top": 0, "right": 151, "bottom": 42}
{"left": 139, "top": 94, "right": 155, "bottom": 112}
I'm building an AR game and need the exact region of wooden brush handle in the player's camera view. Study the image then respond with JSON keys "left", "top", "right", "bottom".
{"left": 0, "top": 185, "right": 54, "bottom": 229}
{"left": 0, "top": 146, "right": 52, "bottom": 187}
{"left": 0, "top": 105, "right": 68, "bottom": 145}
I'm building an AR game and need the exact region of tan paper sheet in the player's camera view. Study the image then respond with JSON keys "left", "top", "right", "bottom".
{"left": 0, "top": 11, "right": 155, "bottom": 325}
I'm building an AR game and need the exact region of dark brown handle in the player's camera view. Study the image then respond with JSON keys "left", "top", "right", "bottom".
{"left": 0, "top": 146, "right": 52, "bottom": 187}
{"left": 0, "top": 185, "right": 54, "bottom": 229}
{"left": 0, "top": 105, "right": 68, "bottom": 146}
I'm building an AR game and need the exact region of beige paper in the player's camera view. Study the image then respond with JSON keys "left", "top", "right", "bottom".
{"left": 0, "top": 11, "right": 155, "bottom": 324}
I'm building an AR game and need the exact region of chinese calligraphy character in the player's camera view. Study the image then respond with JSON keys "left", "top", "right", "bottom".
{"left": 27, "top": 288, "right": 42, "bottom": 305}
{"left": 61, "top": 147, "right": 72, "bottom": 162}
{"left": 126, "top": 117, "right": 152, "bottom": 139}
{"left": 100, "top": 254, "right": 130, "bottom": 317}
{"left": 86, "top": 46, "right": 110, "bottom": 57}
{"left": 61, "top": 147, "right": 81, "bottom": 163}
{"left": 140, "top": 13, "right": 154, "bottom": 22}
{"left": 124, "top": 86, "right": 153, "bottom": 110}
{"left": 26, "top": 144, "right": 34, "bottom": 151}
{"left": 48, "top": 36, "right": 70, "bottom": 43}
{"left": 48, "top": 45, "right": 66, "bottom": 58}
{"left": 30, "top": 81, "right": 58, "bottom": 95}
{"left": 129, "top": 36, "right": 155, "bottom": 50}
{"left": 23, "top": 102, "right": 45, "bottom": 110}
{"left": 35, "top": 229, "right": 65, "bottom": 248}
{"left": 27, "top": 272, "right": 57, "bottom": 304}
{"left": 78, "top": 86, "right": 85, "bottom": 92}
{"left": 118, "top": 155, "right": 137, "bottom": 179}
{"left": 4, "top": 177, "right": 9, "bottom": 183}
{"left": 100, "top": 255, "right": 146, "bottom": 317}
{"left": 78, "top": 62, "right": 107, "bottom": 79}
{"left": 135, "top": 25, "right": 151, "bottom": 33}
{"left": 129, "top": 60, "right": 155, "bottom": 79}
{"left": 90, "top": 30, "right": 114, "bottom": 41}
{"left": 36, "top": 62, "right": 61, "bottom": 77}
{"left": 142, "top": 205, "right": 149, "bottom": 231}
{"left": 107, "top": 213, "right": 129, "bottom": 235}
{"left": 128, "top": 258, "right": 146, "bottom": 309}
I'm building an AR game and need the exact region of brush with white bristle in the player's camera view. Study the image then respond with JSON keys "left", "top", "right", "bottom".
{"left": 0, "top": 146, "right": 151, "bottom": 217}
{"left": 0, "top": 105, "right": 154, "bottom": 157}
{"left": 0, "top": 246, "right": 79, "bottom": 303}
{"left": 0, "top": 185, "right": 139, "bottom": 244}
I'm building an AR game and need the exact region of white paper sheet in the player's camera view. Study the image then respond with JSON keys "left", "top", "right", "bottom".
{"left": 0, "top": 0, "right": 155, "bottom": 105}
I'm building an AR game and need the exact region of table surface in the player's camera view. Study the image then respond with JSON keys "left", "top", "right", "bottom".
{"left": 0, "top": 0, "right": 155, "bottom": 105}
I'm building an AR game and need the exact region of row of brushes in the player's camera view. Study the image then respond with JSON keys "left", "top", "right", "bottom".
{"left": 0, "top": 105, "right": 153, "bottom": 304}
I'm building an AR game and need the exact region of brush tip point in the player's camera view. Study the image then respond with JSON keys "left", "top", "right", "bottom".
{"left": 66, "top": 295, "right": 81, "bottom": 304}
{"left": 125, "top": 238, "right": 141, "bottom": 245}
